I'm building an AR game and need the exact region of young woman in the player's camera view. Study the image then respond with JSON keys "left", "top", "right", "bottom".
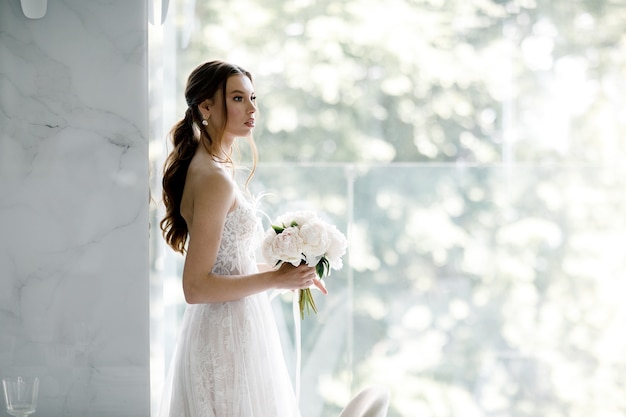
{"left": 159, "top": 60, "right": 326, "bottom": 417}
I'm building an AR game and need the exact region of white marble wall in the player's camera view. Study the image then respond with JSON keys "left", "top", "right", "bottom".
{"left": 0, "top": 1, "right": 150, "bottom": 416}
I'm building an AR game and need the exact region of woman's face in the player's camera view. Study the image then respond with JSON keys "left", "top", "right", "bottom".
{"left": 208, "top": 74, "right": 256, "bottom": 142}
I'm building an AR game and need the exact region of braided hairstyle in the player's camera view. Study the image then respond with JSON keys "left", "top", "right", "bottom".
{"left": 160, "top": 60, "right": 255, "bottom": 254}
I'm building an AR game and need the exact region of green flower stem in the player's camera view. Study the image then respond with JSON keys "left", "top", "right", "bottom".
{"left": 299, "top": 288, "right": 318, "bottom": 320}
{"left": 298, "top": 257, "right": 329, "bottom": 319}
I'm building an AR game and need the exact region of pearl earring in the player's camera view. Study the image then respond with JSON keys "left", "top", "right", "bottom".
{"left": 202, "top": 119, "right": 208, "bottom": 126}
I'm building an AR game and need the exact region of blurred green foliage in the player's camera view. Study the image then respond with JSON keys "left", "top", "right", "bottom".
{"left": 175, "top": 0, "right": 625, "bottom": 165}
{"left": 154, "top": 0, "right": 626, "bottom": 416}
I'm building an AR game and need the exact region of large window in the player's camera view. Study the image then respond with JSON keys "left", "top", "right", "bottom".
{"left": 149, "top": 1, "right": 626, "bottom": 416}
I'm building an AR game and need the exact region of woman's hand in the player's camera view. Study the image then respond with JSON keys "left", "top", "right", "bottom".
{"left": 273, "top": 263, "right": 328, "bottom": 295}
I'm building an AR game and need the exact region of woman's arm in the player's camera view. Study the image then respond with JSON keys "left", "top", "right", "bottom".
{"left": 181, "top": 170, "right": 323, "bottom": 304}
{"left": 257, "top": 263, "right": 273, "bottom": 273}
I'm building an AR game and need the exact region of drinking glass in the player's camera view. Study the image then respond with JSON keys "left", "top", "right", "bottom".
{"left": 2, "top": 377, "right": 39, "bottom": 417}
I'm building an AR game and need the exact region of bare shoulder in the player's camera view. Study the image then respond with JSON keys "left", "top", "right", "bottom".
{"left": 182, "top": 157, "right": 236, "bottom": 226}
{"left": 188, "top": 160, "right": 234, "bottom": 195}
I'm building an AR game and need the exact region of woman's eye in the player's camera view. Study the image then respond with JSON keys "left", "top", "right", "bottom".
{"left": 233, "top": 95, "right": 255, "bottom": 102}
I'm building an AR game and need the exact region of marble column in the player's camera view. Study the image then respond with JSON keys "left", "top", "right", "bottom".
{"left": 0, "top": 1, "right": 150, "bottom": 416}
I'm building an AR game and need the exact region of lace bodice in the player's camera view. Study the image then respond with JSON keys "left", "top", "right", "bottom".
{"left": 211, "top": 198, "right": 262, "bottom": 276}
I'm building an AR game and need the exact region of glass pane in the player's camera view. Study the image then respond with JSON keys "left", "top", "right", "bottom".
{"left": 149, "top": 0, "right": 626, "bottom": 415}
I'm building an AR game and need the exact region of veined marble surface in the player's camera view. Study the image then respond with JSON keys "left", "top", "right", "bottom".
{"left": 0, "top": 1, "right": 150, "bottom": 416}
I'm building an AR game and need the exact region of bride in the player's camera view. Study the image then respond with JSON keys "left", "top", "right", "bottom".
{"left": 158, "top": 60, "right": 326, "bottom": 417}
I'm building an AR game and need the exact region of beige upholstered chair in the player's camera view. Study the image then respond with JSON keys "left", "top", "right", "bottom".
{"left": 338, "top": 385, "right": 390, "bottom": 417}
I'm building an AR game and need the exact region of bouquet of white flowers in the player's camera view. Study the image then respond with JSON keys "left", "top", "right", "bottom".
{"left": 262, "top": 211, "right": 348, "bottom": 319}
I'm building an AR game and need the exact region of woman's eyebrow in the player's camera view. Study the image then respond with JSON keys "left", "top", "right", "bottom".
{"left": 228, "top": 89, "right": 253, "bottom": 95}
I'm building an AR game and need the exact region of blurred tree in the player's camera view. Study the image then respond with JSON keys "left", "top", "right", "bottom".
{"left": 155, "top": 0, "right": 626, "bottom": 416}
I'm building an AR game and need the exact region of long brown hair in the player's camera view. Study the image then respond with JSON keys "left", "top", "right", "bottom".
{"left": 160, "top": 60, "right": 257, "bottom": 254}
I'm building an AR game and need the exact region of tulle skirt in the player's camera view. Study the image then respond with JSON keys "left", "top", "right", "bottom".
{"left": 159, "top": 292, "right": 300, "bottom": 417}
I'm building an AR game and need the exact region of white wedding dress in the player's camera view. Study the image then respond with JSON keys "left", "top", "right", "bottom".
{"left": 159, "top": 194, "right": 300, "bottom": 417}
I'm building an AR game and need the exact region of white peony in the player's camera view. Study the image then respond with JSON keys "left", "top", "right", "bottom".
{"left": 262, "top": 226, "right": 304, "bottom": 267}
{"left": 298, "top": 221, "right": 330, "bottom": 266}
{"left": 276, "top": 210, "right": 317, "bottom": 228}
{"left": 325, "top": 225, "right": 348, "bottom": 270}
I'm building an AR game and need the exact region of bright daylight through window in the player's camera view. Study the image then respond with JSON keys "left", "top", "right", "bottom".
{"left": 149, "top": 1, "right": 626, "bottom": 416}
